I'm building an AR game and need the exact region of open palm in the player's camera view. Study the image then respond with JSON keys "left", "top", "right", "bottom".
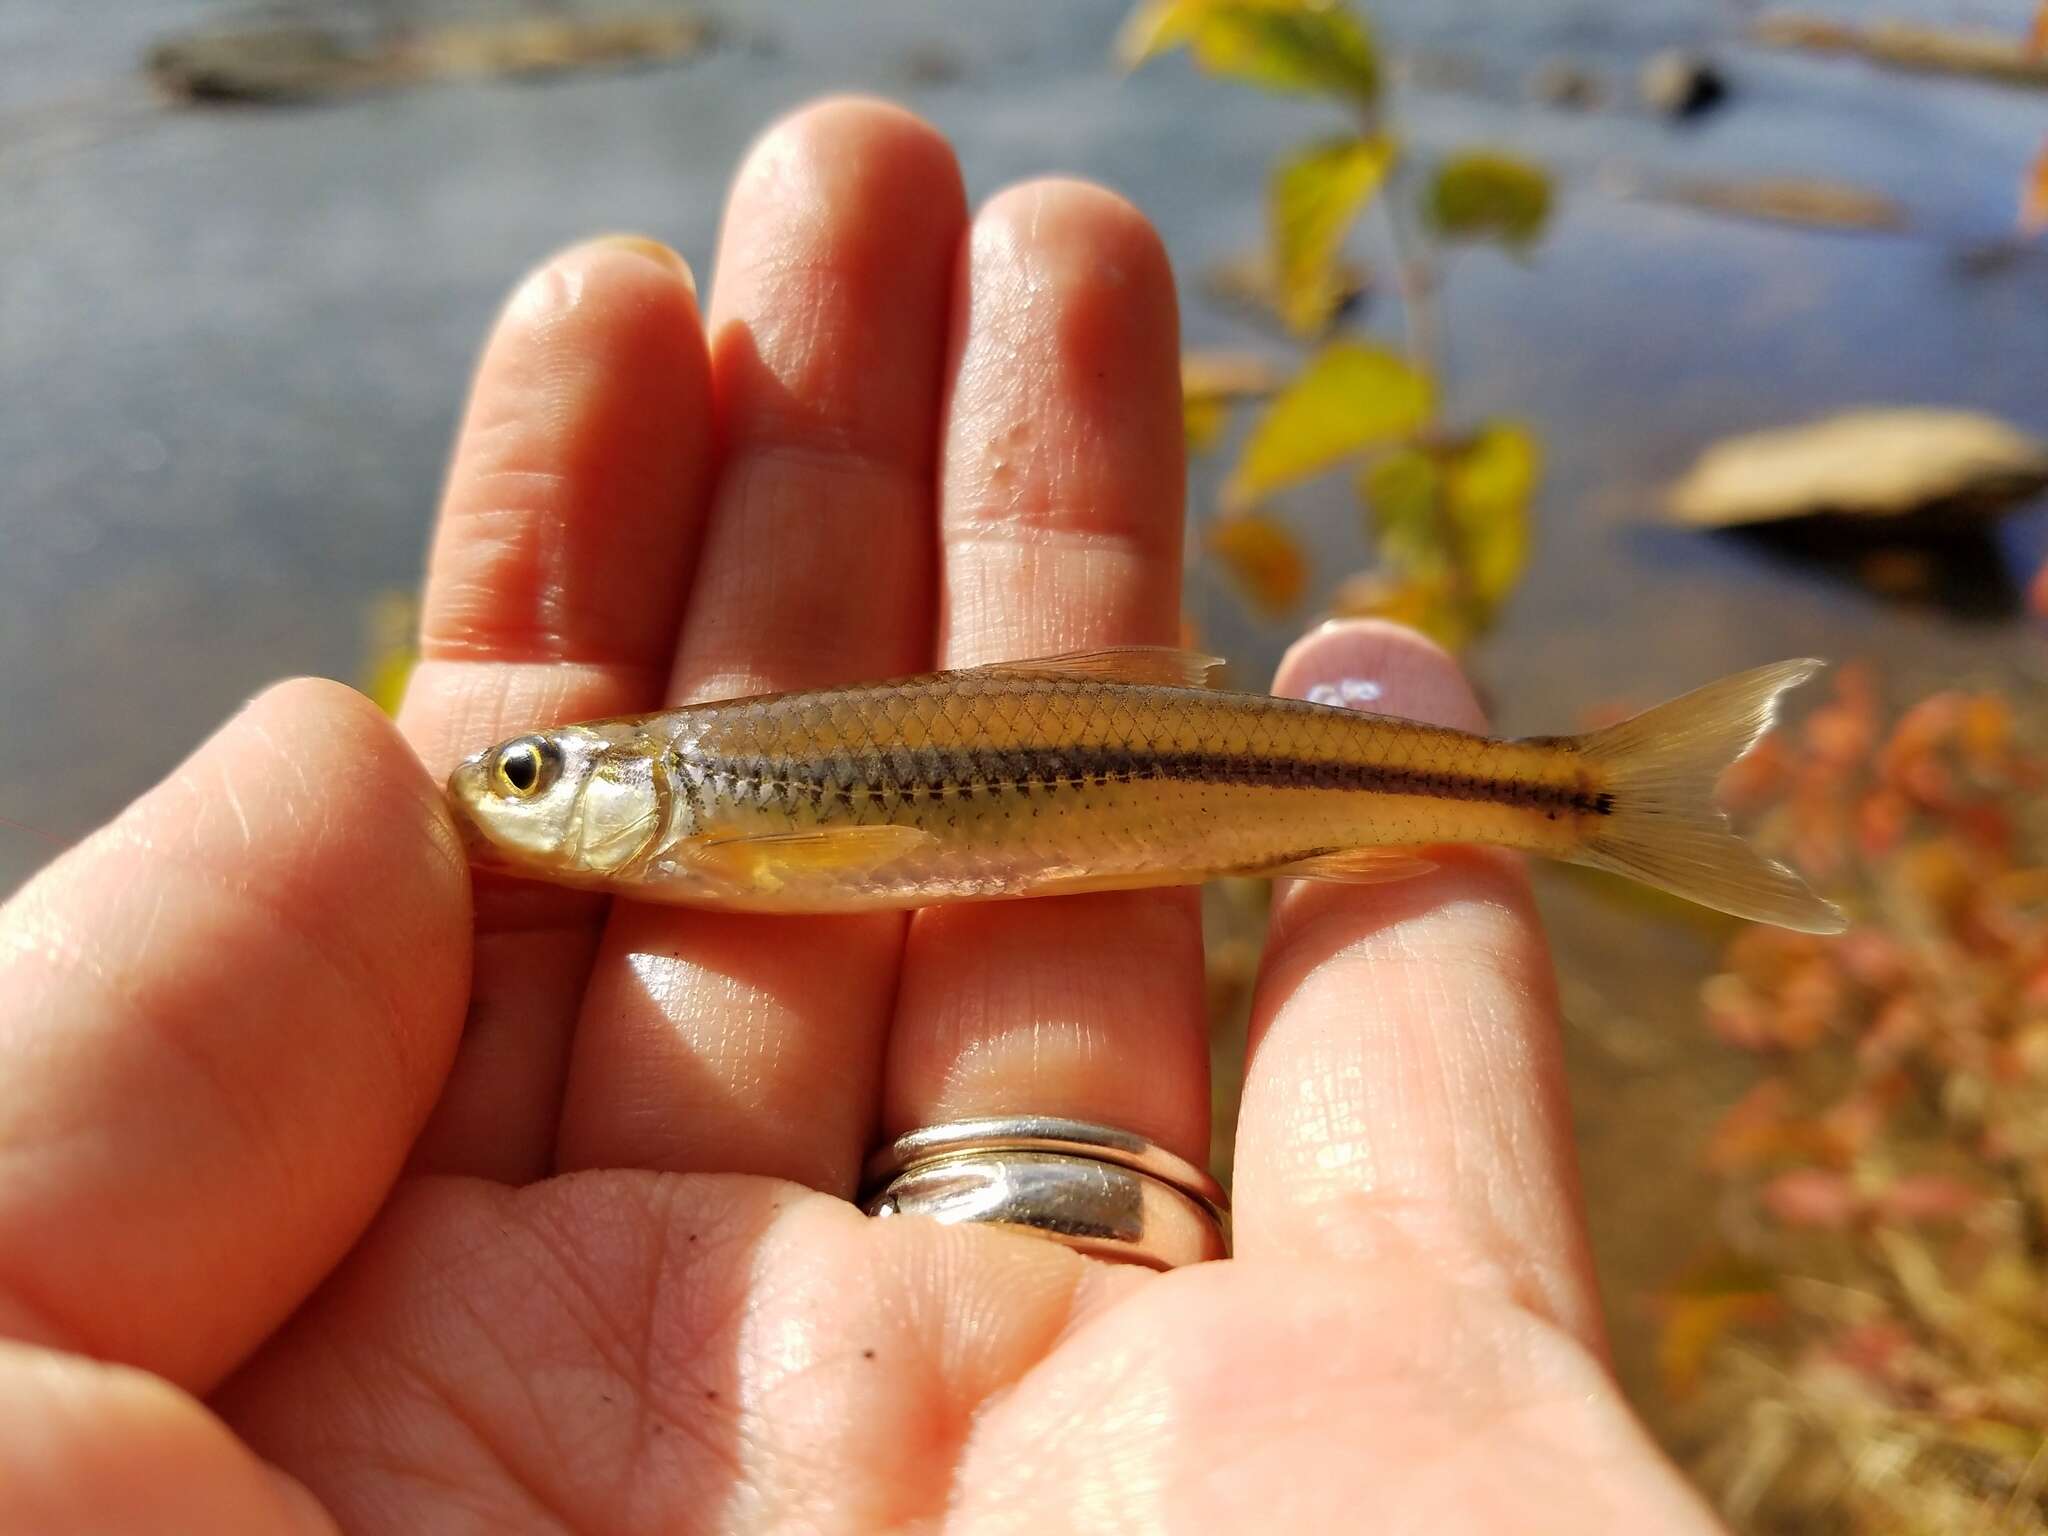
{"left": 0, "top": 99, "right": 1721, "bottom": 1533}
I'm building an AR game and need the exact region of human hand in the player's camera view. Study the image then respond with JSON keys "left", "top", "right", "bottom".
{"left": 0, "top": 98, "right": 1726, "bottom": 1532}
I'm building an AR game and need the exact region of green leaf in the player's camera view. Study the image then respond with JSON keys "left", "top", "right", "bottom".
{"left": 1118, "top": 0, "right": 1380, "bottom": 106}
{"left": 1425, "top": 151, "right": 1552, "bottom": 250}
{"left": 1349, "top": 425, "right": 1538, "bottom": 649}
{"left": 1359, "top": 446, "right": 1441, "bottom": 568}
{"left": 1271, "top": 135, "right": 1395, "bottom": 337}
{"left": 1444, "top": 421, "right": 1539, "bottom": 604}
{"left": 1225, "top": 341, "right": 1433, "bottom": 508}
{"left": 1206, "top": 512, "right": 1310, "bottom": 614}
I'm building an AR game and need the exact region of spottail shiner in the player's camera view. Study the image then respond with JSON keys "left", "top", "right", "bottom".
{"left": 447, "top": 647, "right": 1844, "bottom": 934}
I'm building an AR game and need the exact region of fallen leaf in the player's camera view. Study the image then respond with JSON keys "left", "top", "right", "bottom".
{"left": 1706, "top": 1078, "right": 1844, "bottom": 1171}
{"left": 1753, "top": 12, "right": 2048, "bottom": 90}
{"left": 1879, "top": 1174, "right": 1986, "bottom": 1224}
{"left": 1666, "top": 408, "right": 2048, "bottom": 528}
{"left": 1639, "top": 175, "right": 1908, "bottom": 234}
{"left": 1654, "top": 1286, "right": 1783, "bottom": 1397}
{"left": 149, "top": 13, "right": 716, "bottom": 104}
{"left": 1762, "top": 1168, "right": 1861, "bottom": 1228}
{"left": 1225, "top": 341, "right": 1433, "bottom": 509}
{"left": 2021, "top": 136, "right": 2048, "bottom": 236}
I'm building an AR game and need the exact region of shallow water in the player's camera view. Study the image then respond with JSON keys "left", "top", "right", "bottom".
{"left": 6, "top": 0, "right": 2048, "bottom": 1439}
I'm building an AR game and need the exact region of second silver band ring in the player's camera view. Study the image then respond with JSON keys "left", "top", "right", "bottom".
{"left": 860, "top": 1116, "right": 1230, "bottom": 1269}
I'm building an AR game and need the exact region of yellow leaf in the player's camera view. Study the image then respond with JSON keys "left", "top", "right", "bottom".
{"left": 1117, "top": 0, "right": 1201, "bottom": 65}
{"left": 1331, "top": 568, "right": 1468, "bottom": 650}
{"left": 1207, "top": 512, "right": 1309, "bottom": 614}
{"left": 1225, "top": 341, "right": 1433, "bottom": 509}
{"left": 1184, "top": 395, "right": 1230, "bottom": 453}
{"left": 1271, "top": 135, "right": 1395, "bottom": 337}
{"left": 1187, "top": 393, "right": 1228, "bottom": 454}
{"left": 1206, "top": 250, "right": 1369, "bottom": 336}
{"left": 1426, "top": 150, "right": 1552, "bottom": 250}
{"left": 1118, "top": 0, "right": 1380, "bottom": 106}
{"left": 358, "top": 589, "right": 419, "bottom": 716}
{"left": 1444, "top": 421, "right": 1539, "bottom": 605}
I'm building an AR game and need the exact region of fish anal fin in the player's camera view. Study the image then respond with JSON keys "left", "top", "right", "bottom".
{"left": 687, "top": 824, "right": 935, "bottom": 889}
{"left": 1262, "top": 847, "right": 1438, "bottom": 886}
{"left": 980, "top": 646, "right": 1225, "bottom": 689}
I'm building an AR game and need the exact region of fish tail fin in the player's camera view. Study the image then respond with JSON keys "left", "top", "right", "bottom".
{"left": 1564, "top": 660, "right": 1846, "bottom": 934}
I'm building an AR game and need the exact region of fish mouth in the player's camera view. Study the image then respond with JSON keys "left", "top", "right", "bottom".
{"left": 445, "top": 754, "right": 512, "bottom": 868}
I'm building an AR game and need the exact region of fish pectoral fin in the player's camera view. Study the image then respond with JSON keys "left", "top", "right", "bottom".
{"left": 1260, "top": 847, "right": 1438, "bottom": 885}
{"left": 685, "top": 825, "right": 935, "bottom": 889}
{"left": 976, "top": 646, "right": 1226, "bottom": 689}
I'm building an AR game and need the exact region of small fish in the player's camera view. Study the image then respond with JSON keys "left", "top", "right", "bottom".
{"left": 446, "top": 647, "right": 1845, "bottom": 933}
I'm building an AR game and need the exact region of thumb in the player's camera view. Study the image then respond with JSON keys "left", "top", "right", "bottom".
{"left": 0, "top": 679, "right": 472, "bottom": 1392}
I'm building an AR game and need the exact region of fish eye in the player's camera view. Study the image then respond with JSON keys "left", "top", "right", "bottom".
{"left": 494, "top": 738, "right": 559, "bottom": 798}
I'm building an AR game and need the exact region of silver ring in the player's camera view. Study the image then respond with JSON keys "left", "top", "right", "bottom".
{"left": 860, "top": 1116, "right": 1230, "bottom": 1269}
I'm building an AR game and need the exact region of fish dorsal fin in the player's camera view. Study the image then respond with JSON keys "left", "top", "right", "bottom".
{"left": 977, "top": 646, "right": 1225, "bottom": 689}
{"left": 1261, "top": 847, "right": 1437, "bottom": 886}
{"left": 686, "top": 824, "right": 934, "bottom": 890}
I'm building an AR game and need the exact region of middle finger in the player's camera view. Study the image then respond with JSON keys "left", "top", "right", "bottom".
{"left": 555, "top": 99, "right": 965, "bottom": 1191}
{"left": 882, "top": 181, "right": 1211, "bottom": 1164}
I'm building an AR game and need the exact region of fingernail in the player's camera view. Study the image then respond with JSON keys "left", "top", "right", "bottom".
{"left": 591, "top": 234, "right": 697, "bottom": 298}
{"left": 1304, "top": 678, "right": 1386, "bottom": 709}
{"left": 1277, "top": 619, "right": 1486, "bottom": 732}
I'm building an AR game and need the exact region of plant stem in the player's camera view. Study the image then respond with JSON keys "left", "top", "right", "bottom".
{"left": 1369, "top": 150, "right": 1475, "bottom": 633}
{"left": 1375, "top": 162, "right": 1443, "bottom": 402}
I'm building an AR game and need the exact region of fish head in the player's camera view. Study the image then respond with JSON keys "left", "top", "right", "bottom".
{"left": 447, "top": 722, "right": 666, "bottom": 881}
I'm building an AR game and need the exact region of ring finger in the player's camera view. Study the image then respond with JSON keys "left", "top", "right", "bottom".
{"left": 881, "top": 181, "right": 1211, "bottom": 1166}
{"left": 555, "top": 99, "right": 966, "bottom": 1192}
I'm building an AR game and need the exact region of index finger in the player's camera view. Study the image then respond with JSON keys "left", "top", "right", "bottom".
{"left": 1229, "top": 621, "right": 1604, "bottom": 1350}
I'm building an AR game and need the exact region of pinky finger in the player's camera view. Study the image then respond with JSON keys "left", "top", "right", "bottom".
{"left": 0, "top": 1339, "right": 337, "bottom": 1534}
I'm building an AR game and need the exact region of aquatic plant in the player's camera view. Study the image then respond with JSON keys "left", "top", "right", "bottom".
{"left": 1659, "top": 669, "right": 2048, "bottom": 1532}
{"left": 1121, "top": 0, "right": 1551, "bottom": 650}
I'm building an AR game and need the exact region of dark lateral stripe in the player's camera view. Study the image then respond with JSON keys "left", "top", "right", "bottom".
{"left": 1087, "top": 746, "right": 1611, "bottom": 817}
{"left": 711, "top": 743, "right": 1614, "bottom": 819}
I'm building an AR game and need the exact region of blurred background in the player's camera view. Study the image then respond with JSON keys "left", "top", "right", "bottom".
{"left": 8, "top": 0, "right": 2048, "bottom": 1526}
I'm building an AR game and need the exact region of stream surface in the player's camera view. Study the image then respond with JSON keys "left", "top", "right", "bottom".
{"left": 6, "top": 0, "right": 2048, "bottom": 1431}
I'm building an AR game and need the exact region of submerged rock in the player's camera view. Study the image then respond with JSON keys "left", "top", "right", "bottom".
{"left": 1668, "top": 409, "right": 2048, "bottom": 529}
{"left": 1639, "top": 49, "right": 1729, "bottom": 119}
